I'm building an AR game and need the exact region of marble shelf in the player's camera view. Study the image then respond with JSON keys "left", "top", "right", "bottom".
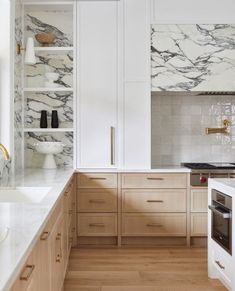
{"left": 23, "top": 128, "right": 74, "bottom": 132}
{"left": 23, "top": 87, "right": 73, "bottom": 92}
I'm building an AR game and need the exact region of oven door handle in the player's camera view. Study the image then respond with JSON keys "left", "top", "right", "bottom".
{"left": 208, "top": 205, "right": 231, "bottom": 219}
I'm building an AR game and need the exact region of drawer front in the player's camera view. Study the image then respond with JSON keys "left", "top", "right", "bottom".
{"left": 190, "top": 213, "right": 208, "bottom": 236}
{"left": 191, "top": 189, "right": 208, "bottom": 212}
{"left": 77, "top": 173, "right": 117, "bottom": 188}
{"left": 78, "top": 189, "right": 117, "bottom": 212}
{"left": 122, "top": 214, "right": 186, "bottom": 236}
{"left": 121, "top": 173, "right": 187, "bottom": 189}
{"left": 122, "top": 189, "right": 186, "bottom": 212}
{"left": 78, "top": 214, "right": 117, "bottom": 236}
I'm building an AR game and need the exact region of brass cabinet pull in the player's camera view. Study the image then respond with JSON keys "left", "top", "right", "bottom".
{"left": 89, "top": 223, "right": 105, "bottom": 227}
{"left": 110, "top": 126, "right": 115, "bottom": 165}
{"left": 56, "top": 232, "right": 61, "bottom": 240}
{"left": 20, "top": 265, "right": 35, "bottom": 281}
{"left": 56, "top": 254, "right": 62, "bottom": 263}
{"left": 215, "top": 260, "right": 225, "bottom": 270}
{"left": 40, "top": 231, "right": 50, "bottom": 241}
{"left": 147, "top": 177, "right": 164, "bottom": 181}
{"left": 147, "top": 200, "right": 164, "bottom": 203}
{"left": 56, "top": 232, "right": 62, "bottom": 263}
{"left": 89, "top": 199, "right": 105, "bottom": 204}
{"left": 146, "top": 223, "right": 163, "bottom": 227}
{"left": 89, "top": 177, "right": 107, "bottom": 180}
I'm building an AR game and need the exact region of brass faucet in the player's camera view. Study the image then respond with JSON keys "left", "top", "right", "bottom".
{"left": 0, "top": 144, "right": 10, "bottom": 161}
{"left": 205, "top": 119, "right": 230, "bottom": 135}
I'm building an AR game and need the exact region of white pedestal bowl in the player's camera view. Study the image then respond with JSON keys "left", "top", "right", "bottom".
{"left": 34, "top": 142, "right": 65, "bottom": 169}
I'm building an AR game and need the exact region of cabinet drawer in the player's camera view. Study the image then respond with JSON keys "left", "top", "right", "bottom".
{"left": 78, "top": 214, "right": 117, "bottom": 236}
{"left": 78, "top": 189, "right": 117, "bottom": 212}
{"left": 191, "top": 189, "right": 208, "bottom": 212}
{"left": 122, "top": 214, "right": 186, "bottom": 236}
{"left": 77, "top": 173, "right": 117, "bottom": 188}
{"left": 121, "top": 173, "right": 187, "bottom": 188}
{"left": 190, "top": 213, "right": 208, "bottom": 237}
{"left": 122, "top": 189, "right": 186, "bottom": 212}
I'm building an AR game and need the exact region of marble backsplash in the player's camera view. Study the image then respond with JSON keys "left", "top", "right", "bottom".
{"left": 151, "top": 24, "right": 235, "bottom": 91}
{"left": 152, "top": 93, "right": 235, "bottom": 167}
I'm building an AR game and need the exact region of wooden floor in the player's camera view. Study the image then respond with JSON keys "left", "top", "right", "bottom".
{"left": 64, "top": 247, "right": 227, "bottom": 291}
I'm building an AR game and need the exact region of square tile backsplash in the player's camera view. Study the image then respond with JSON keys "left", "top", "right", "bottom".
{"left": 151, "top": 93, "right": 235, "bottom": 167}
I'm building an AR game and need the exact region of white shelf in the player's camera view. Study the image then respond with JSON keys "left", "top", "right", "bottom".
{"left": 23, "top": 88, "right": 73, "bottom": 92}
{"left": 24, "top": 128, "right": 74, "bottom": 133}
{"left": 35, "top": 47, "right": 74, "bottom": 52}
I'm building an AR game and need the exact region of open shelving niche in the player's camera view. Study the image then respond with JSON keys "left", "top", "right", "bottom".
{"left": 22, "top": 1, "right": 77, "bottom": 169}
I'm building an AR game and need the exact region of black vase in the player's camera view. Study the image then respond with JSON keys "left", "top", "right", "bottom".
{"left": 51, "top": 110, "right": 59, "bottom": 128}
{"left": 40, "top": 110, "right": 48, "bottom": 128}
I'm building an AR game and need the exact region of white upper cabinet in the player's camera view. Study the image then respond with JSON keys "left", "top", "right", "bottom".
{"left": 151, "top": 24, "right": 235, "bottom": 91}
{"left": 77, "top": 1, "right": 119, "bottom": 168}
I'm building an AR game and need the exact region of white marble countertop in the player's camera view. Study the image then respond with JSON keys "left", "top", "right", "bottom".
{"left": 0, "top": 168, "right": 74, "bottom": 291}
{"left": 208, "top": 178, "right": 235, "bottom": 197}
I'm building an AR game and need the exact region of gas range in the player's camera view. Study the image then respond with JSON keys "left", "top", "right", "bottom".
{"left": 182, "top": 163, "right": 235, "bottom": 186}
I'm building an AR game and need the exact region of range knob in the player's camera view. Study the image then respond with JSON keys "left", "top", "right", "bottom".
{"left": 200, "top": 176, "right": 207, "bottom": 184}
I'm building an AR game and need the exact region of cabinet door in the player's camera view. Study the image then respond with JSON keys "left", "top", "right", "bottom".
{"left": 78, "top": 1, "right": 118, "bottom": 168}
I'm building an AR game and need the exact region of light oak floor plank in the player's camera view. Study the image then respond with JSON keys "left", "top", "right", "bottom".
{"left": 64, "top": 248, "right": 227, "bottom": 291}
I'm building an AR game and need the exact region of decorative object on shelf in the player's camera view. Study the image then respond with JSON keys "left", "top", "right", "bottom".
{"left": 45, "top": 73, "right": 59, "bottom": 88}
{"left": 35, "top": 33, "right": 56, "bottom": 47}
{"left": 34, "top": 141, "right": 65, "bottom": 169}
{"left": 17, "top": 37, "right": 36, "bottom": 65}
{"left": 51, "top": 110, "right": 59, "bottom": 128}
{"left": 40, "top": 110, "right": 48, "bottom": 128}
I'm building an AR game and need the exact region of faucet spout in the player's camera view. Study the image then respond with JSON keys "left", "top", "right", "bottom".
{"left": 0, "top": 144, "right": 10, "bottom": 161}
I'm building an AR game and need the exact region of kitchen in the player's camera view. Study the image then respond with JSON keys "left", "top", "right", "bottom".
{"left": 0, "top": 0, "right": 235, "bottom": 290}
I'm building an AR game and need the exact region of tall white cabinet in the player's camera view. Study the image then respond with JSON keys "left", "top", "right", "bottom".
{"left": 77, "top": 0, "right": 151, "bottom": 169}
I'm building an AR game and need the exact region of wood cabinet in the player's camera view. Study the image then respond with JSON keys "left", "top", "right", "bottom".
{"left": 10, "top": 177, "right": 76, "bottom": 291}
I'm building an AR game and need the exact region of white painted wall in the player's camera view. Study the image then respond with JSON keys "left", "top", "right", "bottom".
{"left": 0, "top": 0, "right": 12, "bottom": 153}
{"left": 152, "top": 0, "right": 235, "bottom": 23}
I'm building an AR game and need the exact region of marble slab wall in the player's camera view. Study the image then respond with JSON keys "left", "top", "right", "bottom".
{"left": 151, "top": 24, "right": 235, "bottom": 91}
{"left": 152, "top": 93, "right": 235, "bottom": 166}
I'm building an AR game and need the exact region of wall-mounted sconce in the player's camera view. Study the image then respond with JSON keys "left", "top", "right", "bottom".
{"left": 205, "top": 119, "right": 231, "bottom": 135}
{"left": 16, "top": 37, "right": 36, "bottom": 65}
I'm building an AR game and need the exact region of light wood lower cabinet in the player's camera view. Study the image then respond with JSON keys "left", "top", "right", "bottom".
{"left": 10, "top": 177, "right": 76, "bottom": 291}
{"left": 191, "top": 213, "right": 208, "bottom": 236}
{"left": 122, "top": 214, "right": 187, "bottom": 236}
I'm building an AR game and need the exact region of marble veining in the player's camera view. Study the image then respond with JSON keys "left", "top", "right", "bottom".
{"left": 25, "top": 91, "right": 73, "bottom": 128}
{"left": 151, "top": 24, "right": 235, "bottom": 91}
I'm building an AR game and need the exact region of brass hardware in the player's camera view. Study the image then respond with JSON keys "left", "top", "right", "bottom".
{"left": 215, "top": 260, "right": 225, "bottom": 270}
{"left": 20, "top": 265, "right": 35, "bottom": 281}
{"left": 0, "top": 144, "right": 10, "bottom": 161}
{"left": 89, "top": 223, "right": 105, "bottom": 227}
{"left": 56, "top": 233, "right": 61, "bottom": 240}
{"left": 89, "top": 177, "right": 107, "bottom": 180}
{"left": 110, "top": 126, "right": 115, "bottom": 165}
{"left": 40, "top": 231, "right": 50, "bottom": 241}
{"left": 206, "top": 119, "right": 231, "bottom": 135}
{"left": 147, "top": 200, "right": 164, "bottom": 203}
{"left": 147, "top": 177, "right": 164, "bottom": 181}
{"left": 89, "top": 199, "right": 105, "bottom": 204}
{"left": 16, "top": 43, "right": 25, "bottom": 55}
{"left": 56, "top": 254, "right": 61, "bottom": 263}
{"left": 146, "top": 223, "right": 163, "bottom": 227}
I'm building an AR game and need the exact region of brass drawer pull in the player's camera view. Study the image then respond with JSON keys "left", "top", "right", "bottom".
{"left": 147, "top": 200, "right": 164, "bottom": 203}
{"left": 89, "top": 199, "right": 105, "bottom": 204}
{"left": 56, "top": 254, "right": 62, "bottom": 263}
{"left": 147, "top": 177, "right": 164, "bottom": 181}
{"left": 56, "top": 233, "right": 61, "bottom": 240}
{"left": 89, "top": 223, "right": 105, "bottom": 227}
{"left": 89, "top": 177, "right": 107, "bottom": 180}
{"left": 40, "top": 231, "right": 50, "bottom": 241}
{"left": 215, "top": 260, "right": 225, "bottom": 270}
{"left": 146, "top": 223, "right": 163, "bottom": 227}
{"left": 20, "top": 265, "right": 35, "bottom": 281}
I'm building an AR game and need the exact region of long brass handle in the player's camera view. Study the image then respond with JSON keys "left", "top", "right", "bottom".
{"left": 89, "top": 223, "right": 105, "bottom": 227}
{"left": 147, "top": 200, "right": 164, "bottom": 203}
{"left": 89, "top": 199, "right": 105, "bottom": 204}
{"left": 146, "top": 223, "right": 163, "bottom": 227}
{"left": 56, "top": 233, "right": 62, "bottom": 263}
{"left": 110, "top": 126, "right": 115, "bottom": 165}
{"left": 40, "top": 231, "right": 50, "bottom": 241}
{"left": 20, "top": 265, "right": 35, "bottom": 281}
{"left": 215, "top": 260, "right": 225, "bottom": 270}
{"left": 147, "top": 177, "right": 164, "bottom": 181}
{"left": 89, "top": 177, "right": 107, "bottom": 180}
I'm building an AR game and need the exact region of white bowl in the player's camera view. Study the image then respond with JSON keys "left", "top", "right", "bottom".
{"left": 34, "top": 142, "right": 65, "bottom": 169}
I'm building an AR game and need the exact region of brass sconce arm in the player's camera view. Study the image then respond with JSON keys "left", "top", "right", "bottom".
{"left": 205, "top": 119, "right": 231, "bottom": 135}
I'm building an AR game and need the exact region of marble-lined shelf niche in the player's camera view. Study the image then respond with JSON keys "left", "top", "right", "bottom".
{"left": 25, "top": 132, "right": 73, "bottom": 168}
{"left": 24, "top": 52, "right": 73, "bottom": 89}
{"left": 24, "top": 7, "right": 73, "bottom": 47}
{"left": 23, "top": 128, "right": 74, "bottom": 133}
{"left": 24, "top": 91, "right": 73, "bottom": 129}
